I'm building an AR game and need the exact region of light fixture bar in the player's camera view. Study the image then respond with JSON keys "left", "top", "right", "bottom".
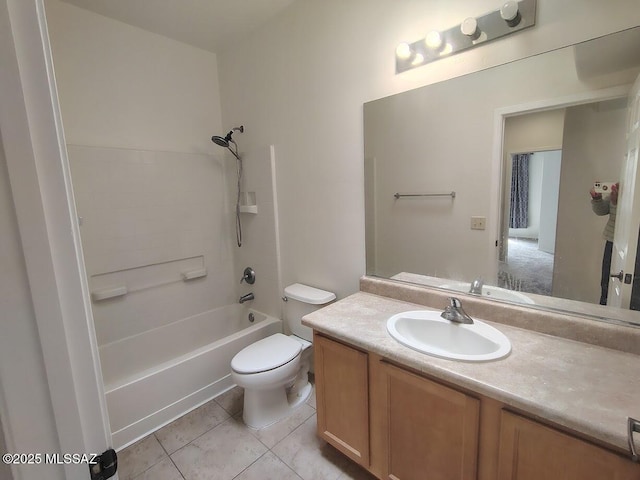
{"left": 396, "top": 0, "right": 536, "bottom": 73}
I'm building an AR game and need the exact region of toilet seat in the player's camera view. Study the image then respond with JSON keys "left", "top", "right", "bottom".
{"left": 231, "top": 333, "right": 302, "bottom": 374}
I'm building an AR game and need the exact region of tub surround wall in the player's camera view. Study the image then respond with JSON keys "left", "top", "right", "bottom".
{"left": 68, "top": 145, "right": 237, "bottom": 345}
{"left": 45, "top": 2, "right": 241, "bottom": 344}
{"left": 44, "top": 0, "right": 222, "bottom": 154}
{"left": 232, "top": 145, "right": 284, "bottom": 321}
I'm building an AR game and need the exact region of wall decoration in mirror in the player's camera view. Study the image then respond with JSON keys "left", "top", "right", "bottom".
{"left": 366, "top": 26, "right": 640, "bottom": 327}
{"left": 396, "top": 0, "right": 536, "bottom": 73}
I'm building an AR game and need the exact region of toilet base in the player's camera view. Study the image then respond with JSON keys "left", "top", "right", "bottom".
{"left": 242, "top": 372, "right": 312, "bottom": 430}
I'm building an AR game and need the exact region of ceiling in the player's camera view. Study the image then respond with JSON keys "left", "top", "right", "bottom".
{"left": 59, "top": 0, "right": 298, "bottom": 53}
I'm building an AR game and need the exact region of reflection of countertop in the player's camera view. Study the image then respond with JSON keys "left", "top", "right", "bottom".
{"left": 302, "top": 291, "right": 640, "bottom": 456}
{"left": 391, "top": 271, "right": 640, "bottom": 327}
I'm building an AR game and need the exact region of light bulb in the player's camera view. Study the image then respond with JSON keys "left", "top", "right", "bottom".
{"left": 411, "top": 53, "right": 424, "bottom": 66}
{"left": 500, "top": 0, "right": 521, "bottom": 27}
{"left": 425, "top": 31, "right": 443, "bottom": 51}
{"left": 439, "top": 43, "right": 453, "bottom": 56}
{"left": 461, "top": 17, "right": 481, "bottom": 40}
{"left": 396, "top": 43, "right": 412, "bottom": 60}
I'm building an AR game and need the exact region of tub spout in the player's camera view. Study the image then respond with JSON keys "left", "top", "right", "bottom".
{"left": 239, "top": 292, "right": 254, "bottom": 304}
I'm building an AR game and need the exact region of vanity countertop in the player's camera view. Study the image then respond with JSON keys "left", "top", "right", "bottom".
{"left": 302, "top": 291, "right": 640, "bottom": 456}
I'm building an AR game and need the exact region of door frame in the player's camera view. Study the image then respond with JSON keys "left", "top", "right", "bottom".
{"left": 0, "top": 1, "right": 113, "bottom": 479}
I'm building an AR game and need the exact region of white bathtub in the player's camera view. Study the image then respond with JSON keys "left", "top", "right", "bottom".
{"left": 99, "top": 304, "right": 282, "bottom": 450}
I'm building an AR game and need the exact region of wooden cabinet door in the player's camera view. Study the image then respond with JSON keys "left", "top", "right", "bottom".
{"left": 382, "top": 362, "right": 480, "bottom": 480}
{"left": 314, "top": 333, "right": 370, "bottom": 466}
{"left": 498, "top": 411, "right": 640, "bottom": 480}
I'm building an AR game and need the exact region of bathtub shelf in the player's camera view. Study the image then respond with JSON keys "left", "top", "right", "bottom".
{"left": 239, "top": 205, "right": 258, "bottom": 214}
{"left": 181, "top": 268, "right": 208, "bottom": 281}
{"left": 91, "top": 285, "right": 127, "bottom": 301}
{"left": 90, "top": 255, "right": 206, "bottom": 303}
{"left": 239, "top": 191, "right": 258, "bottom": 214}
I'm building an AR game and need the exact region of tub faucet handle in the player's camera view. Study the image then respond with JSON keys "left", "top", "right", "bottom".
{"left": 240, "top": 267, "right": 256, "bottom": 285}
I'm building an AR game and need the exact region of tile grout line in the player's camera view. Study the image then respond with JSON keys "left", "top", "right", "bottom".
{"left": 268, "top": 411, "right": 318, "bottom": 472}
{"left": 229, "top": 450, "right": 268, "bottom": 480}
{"left": 153, "top": 432, "right": 186, "bottom": 480}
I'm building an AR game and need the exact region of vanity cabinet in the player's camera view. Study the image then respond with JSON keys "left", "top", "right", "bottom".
{"left": 313, "top": 332, "right": 639, "bottom": 480}
{"left": 314, "top": 333, "right": 370, "bottom": 466}
{"left": 497, "top": 411, "right": 640, "bottom": 480}
{"left": 314, "top": 333, "right": 479, "bottom": 479}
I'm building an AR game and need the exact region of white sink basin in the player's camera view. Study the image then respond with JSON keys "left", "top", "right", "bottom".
{"left": 439, "top": 283, "right": 534, "bottom": 304}
{"left": 386, "top": 310, "right": 511, "bottom": 362}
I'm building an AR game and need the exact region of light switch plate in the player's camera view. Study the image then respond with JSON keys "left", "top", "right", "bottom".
{"left": 471, "top": 216, "right": 486, "bottom": 230}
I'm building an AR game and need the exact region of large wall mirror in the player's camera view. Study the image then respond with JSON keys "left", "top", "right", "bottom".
{"left": 364, "top": 27, "right": 640, "bottom": 327}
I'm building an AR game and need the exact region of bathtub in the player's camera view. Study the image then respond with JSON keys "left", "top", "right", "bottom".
{"left": 99, "top": 304, "right": 282, "bottom": 450}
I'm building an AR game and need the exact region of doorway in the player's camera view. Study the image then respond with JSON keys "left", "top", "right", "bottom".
{"left": 500, "top": 150, "right": 562, "bottom": 295}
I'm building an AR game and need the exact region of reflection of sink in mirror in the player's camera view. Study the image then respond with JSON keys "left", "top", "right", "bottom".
{"left": 439, "top": 283, "right": 535, "bottom": 304}
{"left": 386, "top": 310, "right": 511, "bottom": 362}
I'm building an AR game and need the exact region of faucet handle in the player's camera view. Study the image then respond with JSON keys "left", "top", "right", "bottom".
{"left": 448, "top": 297, "right": 462, "bottom": 308}
{"left": 240, "top": 267, "right": 256, "bottom": 284}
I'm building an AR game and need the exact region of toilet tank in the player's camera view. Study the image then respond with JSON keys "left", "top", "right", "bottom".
{"left": 284, "top": 283, "right": 336, "bottom": 341}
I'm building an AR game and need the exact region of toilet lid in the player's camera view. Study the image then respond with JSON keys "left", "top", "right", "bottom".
{"left": 231, "top": 333, "right": 302, "bottom": 374}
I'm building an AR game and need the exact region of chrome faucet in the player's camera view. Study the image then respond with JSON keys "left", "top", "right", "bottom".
{"left": 239, "top": 292, "right": 254, "bottom": 304}
{"left": 441, "top": 297, "right": 474, "bottom": 324}
{"left": 469, "top": 277, "right": 484, "bottom": 295}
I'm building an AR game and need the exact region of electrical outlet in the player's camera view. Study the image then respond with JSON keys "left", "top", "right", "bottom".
{"left": 471, "top": 216, "right": 486, "bottom": 230}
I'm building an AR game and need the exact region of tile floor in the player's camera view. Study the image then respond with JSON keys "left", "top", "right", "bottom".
{"left": 117, "top": 385, "right": 376, "bottom": 480}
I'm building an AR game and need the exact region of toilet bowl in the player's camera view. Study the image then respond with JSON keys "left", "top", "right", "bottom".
{"left": 230, "top": 283, "right": 335, "bottom": 429}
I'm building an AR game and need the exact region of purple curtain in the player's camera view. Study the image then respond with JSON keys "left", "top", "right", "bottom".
{"left": 509, "top": 153, "right": 530, "bottom": 229}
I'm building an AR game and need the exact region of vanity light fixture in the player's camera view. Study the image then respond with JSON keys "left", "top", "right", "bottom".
{"left": 395, "top": 0, "right": 536, "bottom": 74}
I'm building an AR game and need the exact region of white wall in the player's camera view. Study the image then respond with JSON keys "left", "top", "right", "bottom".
{"left": 538, "top": 150, "right": 562, "bottom": 254}
{"left": 554, "top": 99, "right": 628, "bottom": 303}
{"left": 0, "top": 135, "right": 62, "bottom": 479}
{"left": 502, "top": 109, "right": 565, "bottom": 257}
{"left": 45, "top": 0, "right": 222, "bottom": 154}
{"left": 217, "top": 0, "right": 640, "bottom": 298}
{"left": 508, "top": 151, "right": 561, "bottom": 243}
{"left": 45, "top": 1, "right": 241, "bottom": 344}
{"left": 0, "top": 414, "right": 11, "bottom": 480}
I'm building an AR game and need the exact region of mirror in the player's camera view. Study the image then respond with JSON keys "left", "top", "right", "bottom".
{"left": 364, "top": 27, "right": 640, "bottom": 327}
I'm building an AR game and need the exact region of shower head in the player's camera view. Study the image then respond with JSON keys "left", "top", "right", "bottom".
{"left": 211, "top": 135, "right": 230, "bottom": 147}
{"left": 211, "top": 125, "right": 244, "bottom": 148}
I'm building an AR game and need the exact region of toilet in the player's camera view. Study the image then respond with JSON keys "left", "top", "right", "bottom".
{"left": 231, "top": 283, "right": 336, "bottom": 429}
